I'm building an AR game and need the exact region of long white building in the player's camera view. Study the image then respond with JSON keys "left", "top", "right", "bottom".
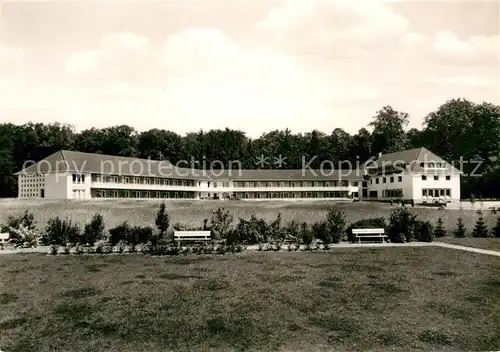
{"left": 15, "top": 147, "right": 461, "bottom": 204}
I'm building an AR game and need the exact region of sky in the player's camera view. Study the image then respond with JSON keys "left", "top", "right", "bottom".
{"left": 0, "top": 0, "right": 499, "bottom": 138}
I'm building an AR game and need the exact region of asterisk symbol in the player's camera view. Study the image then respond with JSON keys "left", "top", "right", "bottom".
{"left": 156, "top": 151, "right": 164, "bottom": 161}
{"left": 274, "top": 154, "right": 287, "bottom": 168}
{"left": 255, "top": 154, "right": 269, "bottom": 168}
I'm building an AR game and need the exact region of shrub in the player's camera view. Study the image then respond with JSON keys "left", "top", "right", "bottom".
{"left": 284, "top": 220, "right": 300, "bottom": 242}
{"left": 346, "top": 217, "right": 387, "bottom": 243}
{"left": 415, "top": 220, "right": 434, "bottom": 242}
{"left": 230, "top": 215, "right": 265, "bottom": 245}
{"left": 43, "top": 217, "right": 80, "bottom": 246}
{"left": 2, "top": 210, "right": 36, "bottom": 245}
{"left": 109, "top": 222, "right": 132, "bottom": 246}
{"left": 82, "top": 213, "right": 105, "bottom": 246}
{"left": 434, "top": 218, "right": 446, "bottom": 238}
{"left": 453, "top": 217, "right": 467, "bottom": 238}
{"left": 62, "top": 245, "right": 71, "bottom": 255}
{"left": 492, "top": 217, "right": 500, "bottom": 238}
{"left": 472, "top": 211, "right": 489, "bottom": 238}
{"left": 300, "top": 222, "right": 314, "bottom": 245}
{"left": 210, "top": 207, "right": 234, "bottom": 241}
{"left": 155, "top": 203, "right": 170, "bottom": 239}
{"left": 312, "top": 221, "right": 328, "bottom": 243}
{"left": 130, "top": 226, "right": 154, "bottom": 245}
{"left": 49, "top": 244, "right": 58, "bottom": 255}
{"left": 387, "top": 207, "right": 417, "bottom": 243}
{"left": 116, "top": 240, "right": 127, "bottom": 253}
{"left": 75, "top": 244, "right": 84, "bottom": 255}
{"left": 7, "top": 225, "right": 41, "bottom": 248}
{"left": 324, "top": 209, "right": 347, "bottom": 244}
{"left": 94, "top": 240, "right": 111, "bottom": 254}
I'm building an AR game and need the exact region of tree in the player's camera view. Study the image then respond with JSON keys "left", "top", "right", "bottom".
{"left": 155, "top": 203, "right": 170, "bottom": 239}
{"left": 453, "top": 217, "right": 467, "bottom": 238}
{"left": 434, "top": 218, "right": 446, "bottom": 238}
{"left": 82, "top": 213, "right": 105, "bottom": 246}
{"left": 324, "top": 209, "right": 347, "bottom": 244}
{"left": 492, "top": 217, "right": 500, "bottom": 238}
{"left": 472, "top": 211, "right": 489, "bottom": 238}
{"left": 210, "top": 207, "right": 234, "bottom": 241}
{"left": 370, "top": 105, "right": 409, "bottom": 154}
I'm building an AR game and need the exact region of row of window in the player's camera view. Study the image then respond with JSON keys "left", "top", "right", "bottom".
{"left": 234, "top": 191, "right": 352, "bottom": 199}
{"left": 372, "top": 175, "right": 403, "bottom": 185}
{"left": 93, "top": 175, "right": 196, "bottom": 187}
{"left": 233, "top": 180, "right": 357, "bottom": 188}
{"left": 422, "top": 175, "right": 451, "bottom": 181}
{"left": 420, "top": 162, "right": 447, "bottom": 169}
{"left": 422, "top": 189, "right": 452, "bottom": 197}
{"left": 93, "top": 189, "right": 196, "bottom": 199}
{"left": 382, "top": 189, "right": 403, "bottom": 198}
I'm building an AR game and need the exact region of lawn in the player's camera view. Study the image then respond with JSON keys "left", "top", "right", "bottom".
{"left": 0, "top": 199, "right": 497, "bottom": 233}
{"left": 438, "top": 237, "right": 500, "bottom": 251}
{"left": 1, "top": 248, "right": 500, "bottom": 351}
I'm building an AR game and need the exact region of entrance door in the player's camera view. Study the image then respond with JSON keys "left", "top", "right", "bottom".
{"left": 40, "top": 189, "right": 45, "bottom": 198}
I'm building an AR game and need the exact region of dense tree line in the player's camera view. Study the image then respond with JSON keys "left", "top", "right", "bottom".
{"left": 0, "top": 98, "right": 499, "bottom": 198}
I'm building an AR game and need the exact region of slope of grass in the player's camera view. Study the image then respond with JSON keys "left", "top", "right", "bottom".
{"left": 0, "top": 199, "right": 496, "bottom": 233}
{"left": 1, "top": 248, "right": 500, "bottom": 351}
{"left": 438, "top": 237, "right": 500, "bottom": 251}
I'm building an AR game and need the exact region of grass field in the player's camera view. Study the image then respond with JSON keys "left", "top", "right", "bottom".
{"left": 1, "top": 248, "right": 500, "bottom": 351}
{"left": 438, "top": 237, "right": 500, "bottom": 251}
{"left": 0, "top": 199, "right": 497, "bottom": 234}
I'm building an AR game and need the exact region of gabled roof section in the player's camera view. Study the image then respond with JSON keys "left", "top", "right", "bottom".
{"left": 362, "top": 147, "right": 461, "bottom": 174}
{"left": 15, "top": 150, "right": 211, "bottom": 180}
{"left": 14, "top": 151, "right": 68, "bottom": 175}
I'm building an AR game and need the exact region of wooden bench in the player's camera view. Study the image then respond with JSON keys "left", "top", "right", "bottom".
{"left": 0, "top": 232, "right": 9, "bottom": 245}
{"left": 352, "top": 228, "right": 387, "bottom": 244}
{"left": 173, "top": 231, "right": 211, "bottom": 243}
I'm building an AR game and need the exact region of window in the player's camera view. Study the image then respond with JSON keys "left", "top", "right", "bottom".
{"left": 256, "top": 182, "right": 261, "bottom": 187}
{"left": 353, "top": 181, "right": 359, "bottom": 187}
{"left": 383, "top": 178, "right": 386, "bottom": 184}
{"left": 154, "top": 178, "right": 161, "bottom": 185}
{"left": 446, "top": 189, "right": 451, "bottom": 196}
{"left": 376, "top": 178, "right": 379, "bottom": 184}
{"left": 420, "top": 162, "right": 425, "bottom": 168}
{"left": 422, "top": 175, "right": 427, "bottom": 180}
{"left": 398, "top": 176, "right": 402, "bottom": 182}
{"left": 428, "top": 163, "right": 435, "bottom": 168}
{"left": 390, "top": 176, "right": 394, "bottom": 183}
{"left": 144, "top": 178, "right": 150, "bottom": 184}
{"left": 440, "top": 189, "right": 445, "bottom": 196}
{"left": 434, "top": 175, "right": 439, "bottom": 181}
{"left": 446, "top": 175, "right": 451, "bottom": 181}
{"left": 422, "top": 189, "right": 428, "bottom": 197}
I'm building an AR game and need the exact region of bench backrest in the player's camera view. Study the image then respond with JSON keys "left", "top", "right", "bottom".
{"left": 173, "top": 231, "right": 211, "bottom": 241}
{"left": 352, "top": 228, "right": 385, "bottom": 235}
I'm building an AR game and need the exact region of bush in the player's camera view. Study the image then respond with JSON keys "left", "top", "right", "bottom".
{"left": 49, "top": 244, "right": 58, "bottom": 255}
{"left": 300, "top": 222, "right": 314, "bottom": 245}
{"left": 434, "top": 218, "right": 446, "bottom": 238}
{"left": 7, "top": 225, "right": 41, "bottom": 248}
{"left": 472, "top": 211, "right": 489, "bottom": 238}
{"left": 492, "top": 217, "right": 500, "bottom": 238}
{"left": 2, "top": 210, "right": 36, "bottom": 245}
{"left": 130, "top": 226, "right": 154, "bottom": 245}
{"left": 415, "top": 220, "right": 434, "bottom": 242}
{"left": 109, "top": 222, "right": 132, "bottom": 246}
{"left": 82, "top": 213, "right": 105, "bottom": 246}
{"left": 43, "top": 217, "right": 80, "bottom": 246}
{"left": 346, "top": 217, "right": 387, "bottom": 243}
{"left": 75, "top": 244, "right": 84, "bottom": 255}
{"left": 210, "top": 207, "right": 234, "bottom": 241}
{"left": 284, "top": 220, "right": 300, "bottom": 242}
{"left": 387, "top": 207, "right": 418, "bottom": 243}
{"left": 155, "top": 203, "right": 170, "bottom": 239}
{"left": 324, "top": 209, "right": 347, "bottom": 243}
{"left": 453, "top": 217, "right": 467, "bottom": 238}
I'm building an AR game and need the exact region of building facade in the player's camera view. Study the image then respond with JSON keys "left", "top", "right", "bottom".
{"left": 15, "top": 148, "right": 461, "bottom": 204}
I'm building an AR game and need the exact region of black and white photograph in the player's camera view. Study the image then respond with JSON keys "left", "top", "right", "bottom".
{"left": 0, "top": 0, "right": 499, "bottom": 351}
